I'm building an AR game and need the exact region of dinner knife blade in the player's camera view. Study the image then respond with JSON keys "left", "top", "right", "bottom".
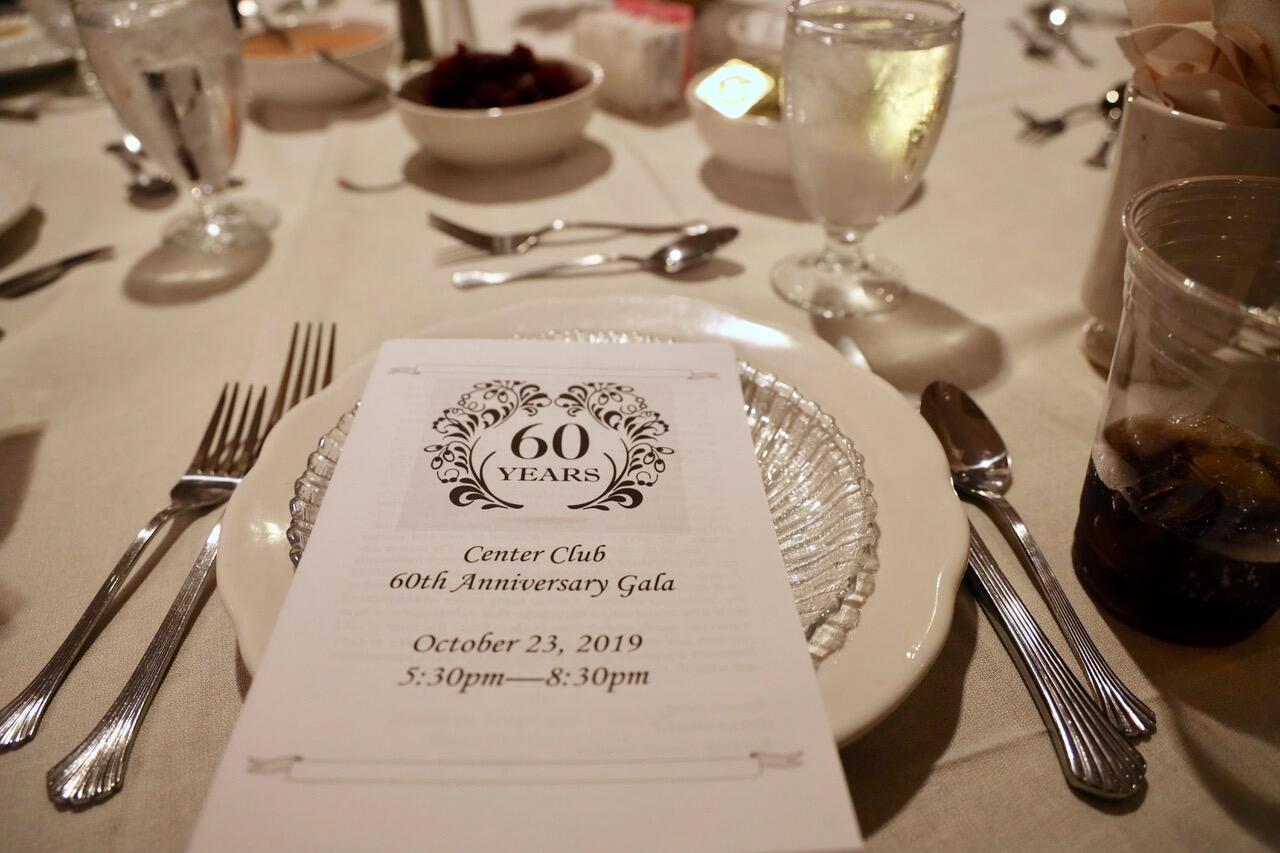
{"left": 0, "top": 246, "right": 115, "bottom": 299}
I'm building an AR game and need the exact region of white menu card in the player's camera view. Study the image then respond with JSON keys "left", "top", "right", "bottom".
{"left": 190, "top": 340, "right": 861, "bottom": 852}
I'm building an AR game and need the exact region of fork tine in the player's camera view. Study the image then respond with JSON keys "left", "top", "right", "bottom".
{"left": 307, "top": 325, "right": 322, "bottom": 398}
{"left": 267, "top": 323, "right": 299, "bottom": 430}
{"left": 220, "top": 384, "right": 255, "bottom": 471}
{"left": 209, "top": 383, "right": 240, "bottom": 471}
{"left": 323, "top": 324, "right": 336, "bottom": 388}
{"left": 428, "top": 212, "right": 498, "bottom": 253}
{"left": 188, "top": 384, "right": 230, "bottom": 472}
{"left": 236, "top": 387, "right": 268, "bottom": 473}
{"left": 290, "top": 323, "right": 313, "bottom": 410}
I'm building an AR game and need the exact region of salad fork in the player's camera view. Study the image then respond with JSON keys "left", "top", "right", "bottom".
{"left": 429, "top": 212, "right": 709, "bottom": 255}
{"left": 0, "top": 322, "right": 334, "bottom": 751}
{"left": 47, "top": 323, "right": 336, "bottom": 806}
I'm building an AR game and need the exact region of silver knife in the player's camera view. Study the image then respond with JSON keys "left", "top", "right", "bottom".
{"left": 0, "top": 246, "right": 115, "bottom": 299}
{"left": 965, "top": 523, "right": 1146, "bottom": 799}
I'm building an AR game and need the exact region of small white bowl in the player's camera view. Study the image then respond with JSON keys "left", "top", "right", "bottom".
{"left": 685, "top": 68, "right": 790, "bottom": 179}
{"left": 395, "top": 56, "right": 602, "bottom": 169}
{"left": 242, "top": 18, "right": 394, "bottom": 108}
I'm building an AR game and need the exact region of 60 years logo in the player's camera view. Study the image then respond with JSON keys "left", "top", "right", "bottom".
{"left": 424, "top": 379, "right": 674, "bottom": 511}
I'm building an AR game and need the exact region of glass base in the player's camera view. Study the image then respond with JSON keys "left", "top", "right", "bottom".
{"left": 164, "top": 200, "right": 278, "bottom": 254}
{"left": 1081, "top": 318, "right": 1117, "bottom": 374}
{"left": 771, "top": 249, "right": 906, "bottom": 318}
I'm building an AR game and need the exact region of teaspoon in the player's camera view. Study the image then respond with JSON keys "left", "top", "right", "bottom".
{"left": 920, "top": 381, "right": 1156, "bottom": 738}
{"left": 104, "top": 140, "right": 176, "bottom": 200}
{"left": 451, "top": 227, "right": 739, "bottom": 288}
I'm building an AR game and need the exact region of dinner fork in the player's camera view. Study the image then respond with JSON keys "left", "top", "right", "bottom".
{"left": 0, "top": 323, "right": 334, "bottom": 751}
{"left": 47, "top": 323, "right": 336, "bottom": 807}
{"left": 429, "top": 212, "right": 709, "bottom": 255}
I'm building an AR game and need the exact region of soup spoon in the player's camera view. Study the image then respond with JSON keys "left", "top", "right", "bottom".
{"left": 451, "top": 227, "right": 739, "bottom": 288}
{"left": 317, "top": 49, "right": 395, "bottom": 99}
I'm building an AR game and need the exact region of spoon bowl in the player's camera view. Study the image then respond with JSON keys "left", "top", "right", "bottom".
{"left": 104, "top": 140, "right": 177, "bottom": 200}
{"left": 647, "top": 227, "right": 738, "bottom": 275}
{"left": 921, "top": 379, "right": 1157, "bottom": 737}
{"left": 919, "top": 382, "right": 1011, "bottom": 496}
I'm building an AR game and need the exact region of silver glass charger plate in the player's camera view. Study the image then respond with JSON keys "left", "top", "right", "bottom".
{"left": 287, "top": 334, "right": 878, "bottom": 661}
{"left": 218, "top": 295, "right": 969, "bottom": 743}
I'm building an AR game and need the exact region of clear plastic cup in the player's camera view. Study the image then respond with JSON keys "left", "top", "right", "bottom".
{"left": 1072, "top": 175, "right": 1280, "bottom": 645}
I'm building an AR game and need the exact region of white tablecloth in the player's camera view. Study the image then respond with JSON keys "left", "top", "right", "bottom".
{"left": 1, "top": 1, "right": 1277, "bottom": 850}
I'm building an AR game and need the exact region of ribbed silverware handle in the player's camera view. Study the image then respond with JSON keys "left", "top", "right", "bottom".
{"left": 451, "top": 253, "right": 628, "bottom": 288}
{"left": 981, "top": 494, "right": 1156, "bottom": 737}
{"left": 556, "top": 219, "right": 706, "bottom": 235}
{"left": 966, "top": 524, "right": 1146, "bottom": 799}
{"left": 47, "top": 520, "right": 222, "bottom": 807}
{"left": 0, "top": 505, "right": 181, "bottom": 750}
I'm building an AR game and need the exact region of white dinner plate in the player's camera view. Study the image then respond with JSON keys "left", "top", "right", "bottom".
{"left": 0, "top": 22, "right": 72, "bottom": 78}
{"left": 0, "top": 161, "right": 35, "bottom": 235}
{"left": 218, "top": 295, "right": 969, "bottom": 743}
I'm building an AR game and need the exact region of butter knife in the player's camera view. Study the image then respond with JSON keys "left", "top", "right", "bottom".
{"left": 965, "top": 523, "right": 1146, "bottom": 799}
{"left": 0, "top": 246, "right": 114, "bottom": 299}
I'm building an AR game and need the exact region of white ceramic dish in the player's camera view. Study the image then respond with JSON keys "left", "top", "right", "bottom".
{"left": 218, "top": 295, "right": 969, "bottom": 743}
{"left": 395, "top": 56, "right": 602, "bottom": 168}
{"left": 0, "top": 161, "right": 36, "bottom": 235}
{"left": 727, "top": 5, "right": 787, "bottom": 62}
{"left": 242, "top": 18, "right": 394, "bottom": 108}
{"left": 0, "top": 21, "right": 71, "bottom": 78}
{"left": 686, "top": 67, "right": 789, "bottom": 179}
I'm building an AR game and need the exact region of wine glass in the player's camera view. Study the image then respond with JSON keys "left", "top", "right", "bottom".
{"left": 73, "top": 0, "right": 276, "bottom": 253}
{"left": 23, "top": 0, "right": 101, "bottom": 96}
{"left": 773, "top": 0, "right": 963, "bottom": 318}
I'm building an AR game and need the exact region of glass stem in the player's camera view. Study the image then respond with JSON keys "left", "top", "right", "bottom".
{"left": 190, "top": 183, "right": 223, "bottom": 227}
{"left": 820, "top": 227, "right": 868, "bottom": 271}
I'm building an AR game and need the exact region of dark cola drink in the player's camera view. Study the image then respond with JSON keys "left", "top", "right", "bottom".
{"left": 1072, "top": 414, "right": 1280, "bottom": 645}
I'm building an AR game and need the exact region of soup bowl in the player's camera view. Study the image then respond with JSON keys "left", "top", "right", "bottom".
{"left": 242, "top": 18, "right": 394, "bottom": 108}
{"left": 394, "top": 55, "right": 603, "bottom": 168}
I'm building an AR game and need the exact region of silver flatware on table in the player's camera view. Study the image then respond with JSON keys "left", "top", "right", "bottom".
{"left": 46, "top": 323, "right": 337, "bottom": 806}
{"left": 317, "top": 48, "right": 395, "bottom": 98}
{"left": 0, "top": 246, "right": 115, "bottom": 299}
{"left": 1007, "top": 18, "right": 1055, "bottom": 59}
{"left": 1031, "top": 2, "right": 1096, "bottom": 66}
{"left": 921, "top": 381, "right": 1156, "bottom": 738}
{"left": 1085, "top": 82, "right": 1127, "bottom": 169}
{"left": 452, "top": 227, "right": 738, "bottom": 288}
{"left": 1027, "top": 1, "right": 1129, "bottom": 28}
{"left": 430, "top": 211, "right": 711, "bottom": 256}
{"left": 0, "top": 323, "right": 333, "bottom": 752}
{"left": 1011, "top": 103, "right": 1093, "bottom": 143}
{"left": 104, "top": 138, "right": 177, "bottom": 200}
{"left": 964, "top": 525, "right": 1145, "bottom": 799}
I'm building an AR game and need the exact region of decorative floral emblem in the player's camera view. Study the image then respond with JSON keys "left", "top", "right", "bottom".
{"left": 555, "top": 382, "right": 673, "bottom": 511}
{"left": 423, "top": 379, "right": 674, "bottom": 512}
{"left": 423, "top": 380, "right": 551, "bottom": 509}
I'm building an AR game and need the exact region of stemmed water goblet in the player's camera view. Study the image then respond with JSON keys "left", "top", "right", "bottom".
{"left": 773, "top": 0, "right": 964, "bottom": 318}
{"left": 73, "top": 0, "right": 277, "bottom": 253}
